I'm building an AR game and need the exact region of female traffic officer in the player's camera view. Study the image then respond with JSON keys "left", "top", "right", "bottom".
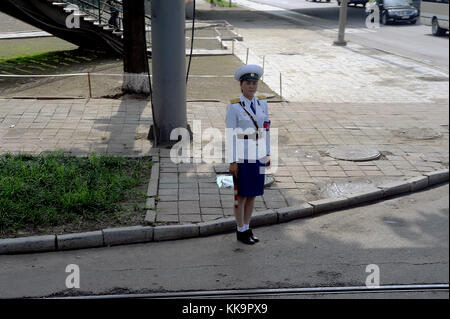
{"left": 225, "top": 64, "right": 271, "bottom": 245}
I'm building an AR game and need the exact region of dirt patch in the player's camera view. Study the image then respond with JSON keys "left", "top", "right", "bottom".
{"left": 1, "top": 51, "right": 277, "bottom": 102}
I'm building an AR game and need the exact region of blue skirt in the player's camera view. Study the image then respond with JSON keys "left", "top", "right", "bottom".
{"left": 237, "top": 160, "right": 265, "bottom": 197}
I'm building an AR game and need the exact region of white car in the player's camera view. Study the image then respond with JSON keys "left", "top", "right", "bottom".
{"left": 420, "top": 0, "right": 449, "bottom": 36}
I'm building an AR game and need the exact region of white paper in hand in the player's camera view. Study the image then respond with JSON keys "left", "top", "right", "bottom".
{"left": 216, "top": 175, "right": 234, "bottom": 188}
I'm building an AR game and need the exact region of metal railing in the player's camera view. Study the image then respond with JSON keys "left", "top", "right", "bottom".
{"left": 57, "top": 0, "right": 152, "bottom": 46}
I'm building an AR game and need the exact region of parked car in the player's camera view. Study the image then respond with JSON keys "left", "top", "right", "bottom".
{"left": 420, "top": 0, "right": 449, "bottom": 36}
{"left": 372, "top": 0, "right": 420, "bottom": 24}
{"left": 337, "top": 0, "right": 368, "bottom": 6}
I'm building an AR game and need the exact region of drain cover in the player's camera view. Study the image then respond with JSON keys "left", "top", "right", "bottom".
{"left": 393, "top": 128, "right": 442, "bottom": 140}
{"left": 327, "top": 146, "right": 381, "bottom": 161}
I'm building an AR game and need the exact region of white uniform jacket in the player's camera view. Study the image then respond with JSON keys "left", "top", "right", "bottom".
{"left": 225, "top": 94, "right": 270, "bottom": 163}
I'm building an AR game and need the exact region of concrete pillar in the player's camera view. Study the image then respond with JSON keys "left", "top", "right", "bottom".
{"left": 150, "top": 0, "right": 188, "bottom": 146}
{"left": 334, "top": 0, "right": 349, "bottom": 46}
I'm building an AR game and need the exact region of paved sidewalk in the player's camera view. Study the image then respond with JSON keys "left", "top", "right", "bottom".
{"left": 1, "top": 97, "right": 447, "bottom": 225}
{"left": 0, "top": 1, "right": 448, "bottom": 228}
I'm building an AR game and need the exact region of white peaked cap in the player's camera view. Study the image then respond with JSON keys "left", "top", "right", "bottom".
{"left": 234, "top": 64, "right": 264, "bottom": 81}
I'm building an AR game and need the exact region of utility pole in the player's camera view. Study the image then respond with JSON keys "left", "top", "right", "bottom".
{"left": 334, "top": 0, "right": 349, "bottom": 46}
{"left": 122, "top": 0, "right": 150, "bottom": 94}
{"left": 150, "top": 0, "right": 188, "bottom": 146}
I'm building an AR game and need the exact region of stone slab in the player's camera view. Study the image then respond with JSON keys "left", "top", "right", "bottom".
{"left": 425, "top": 170, "right": 449, "bottom": 185}
{"left": 0, "top": 235, "right": 56, "bottom": 254}
{"left": 407, "top": 175, "right": 429, "bottom": 192}
{"left": 153, "top": 224, "right": 199, "bottom": 241}
{"left": 57, "top": 231, "right": 104, "bottom": 250}
{"left": 103, "top": 226, "right": 153, "bottom": 246}
{"left": 250, "top": 209, "right": 278, "bottom": 227}
{"left": 144, "top": 209, "right": 156, "bottom": 224}
{"left": 378, "top": 180, "right": 411, "bottom": 197}
{"left": 198, "top": 217, "right": 236, "bottom": 236}
{"left": 276, "top": 203, "right": 314, "bottom": 222}
{"left": 145, "top": 197, "right": 156, "bottom": 210}
{"left": 346, "top": 189, "right": 384, "bottom": 207}
{"left": 308, "top": 197, "right": 350, "bottom": 214}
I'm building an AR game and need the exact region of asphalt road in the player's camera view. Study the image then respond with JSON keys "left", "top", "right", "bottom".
{"left": 0, "top": 183, "right": 448, "bottom": 299}
{"left": 240, "top": 0, "right": 449, "bottom": 70}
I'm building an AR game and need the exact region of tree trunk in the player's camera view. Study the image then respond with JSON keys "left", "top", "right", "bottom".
{"left": 122, "top": 0, "right": 150, "bottom": 94}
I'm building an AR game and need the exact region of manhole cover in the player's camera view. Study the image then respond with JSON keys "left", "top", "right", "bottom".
{"left": 326, "top": 146, "right": 380, "bottom": 161}
{"left": 392, "top": 127, "right": 442, "bottom": 140}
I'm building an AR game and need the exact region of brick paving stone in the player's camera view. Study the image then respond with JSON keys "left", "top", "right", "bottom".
{"left": 202, "top": 215, "right": 224, "bottom": 222}
{"left": 201, "top": 208, "right": 223, "bottom": 215}
{"left": 159, "top": 189, "right": 178, "bottom": 196}
{"left": 200, "top": 194, "right": 221, "bottom": 201}
{"left": 160, "top": 172, "right": 178, "bottom": 178}
{"left": 254, "top": 201, "right": 268, "bottom": 209}
{"left": 158, "top": 195, "right": 178, "bottom": 201}
{"left": 309, "top": 171, "right": 329, "bottom": 177}
{"left": 264, "top": 201, "right": 288, "bottom": 209}
{"left": 179, "top": 182, "right": 199, "bottom": 189}
{"left": 273, "top": 182, "right": 298, "bottom": 189}
{"left": 362, "top": 170, "right": 385, "bottom": 176}
{"left": 199, "top": 188, "right": 220, "bottom": 195}
{"left": 200, "top": 200, "right": 222, "bottom": 208}
{"left": 179, "top": 204, "right": 201, "bottom": 215}
{"left": 274, "top": 176, "right": 295, "bottom": 183}
{"left": 327, "top": 171, "right": 348, "bottom": 177}
{"left": 179, "top": 214, "right": 202, "bottom": 223}
{"left": 360, "top": 166, "right": 383, "bottom": 171}
{"left": 156, "top": 214, "right": 179, "bottom": 223}
{"left": 220, "top": 200, "right": 234, "bottom": 208}
{"left": 344, "top": 171, "right": 367, "bottom": 177}
{"left": 219, "top": 188, "right": 234, "bottom": 195}
{"left": 223, "top": 208, "right": 234, "bottom": 216}
{"left": 159, "top": 177, "right": 178, "bottom": 183}
{"left": 179, "top": 189, "right": 200, "bottom": 201}
{"left": 157, "top": 201, "right": 178, "bottom": 210}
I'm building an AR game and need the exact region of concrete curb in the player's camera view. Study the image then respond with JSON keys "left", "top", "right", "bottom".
{"left": 0, "top": 170, "right": 448, "bottom": 254}
{"left": 144, "top": 149, "right": 160, "bottom": 225}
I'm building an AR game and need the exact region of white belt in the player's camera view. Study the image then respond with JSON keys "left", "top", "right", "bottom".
{"left": 236, "top": 133, "right": 259, "bottom": 140}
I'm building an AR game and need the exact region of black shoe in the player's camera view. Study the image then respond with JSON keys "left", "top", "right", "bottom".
{"left": 236, "top": 230, "right": 256, "bottom": 245}
{"left": 248, "top": 229, "right": 259, "bottom": 243}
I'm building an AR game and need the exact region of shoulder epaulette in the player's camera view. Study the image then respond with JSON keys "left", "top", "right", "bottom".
{"left": 257, "top": 95, "right": 267, "bottom": 100}
{"left": 230, "top": 98, "right": 241, "bottom": 104}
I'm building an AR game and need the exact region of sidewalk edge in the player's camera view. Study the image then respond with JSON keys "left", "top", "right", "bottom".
{"left": 0, "top": 170, "right": 448, "bottom": 255}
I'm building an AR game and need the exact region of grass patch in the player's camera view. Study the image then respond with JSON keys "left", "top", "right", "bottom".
{"left": 0, "top": 151, "right": 153, "bottom": 237}
{"left": 0, "top": 50, "right": 93, "bottom": 71}
{"left": 0, "top": 37, "right": 77, "bottom": 60}
{"left": 204, "top": 0, "right": 237, "bottom": 7}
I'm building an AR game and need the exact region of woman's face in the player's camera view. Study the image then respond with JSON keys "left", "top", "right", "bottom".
{"left": 240, "top": 80, "right": 258, "bottom": 97}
